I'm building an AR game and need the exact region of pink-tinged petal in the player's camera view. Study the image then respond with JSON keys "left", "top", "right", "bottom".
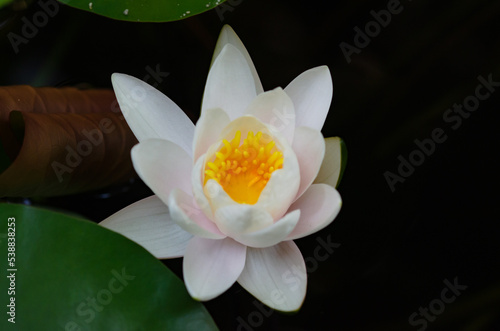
{"left": 100, "top": 196, "right": 192, "bottom": 259}
{"left": 214, "top": 204, "right": 273, "bottom": 236}
{"left": 313, "top": 137, "right": 345, "bottom": 188}
{"left": 234, "top": 210, "right": 300, "bottom": 248}
{"left": 131, "top": 139, "right": 192, "bottom": 206}
{"left": 237, "top": 241, "right": 307, "bottom": 312}
{"left": 286, "top": 184, "right": 342, "bottom": 240}
{"left": 169, "top": 188, "right": 225, "bottom": 239}
{"left": 202, "top": 44, "right": 257, "bottom": 120}
{"left": 284, "top": 66, "right": 333, "bottom": 130}
{"left": 183, "top": 237, "right": 246, "bottom": 301}
{"left": 292, "top": 126, "right": 325, "bottom": 200}
{"left": 193, "top": 108, "right": 230, "bottom": 163}
{"left": 244, "top": 88, "right": 296, "bottom": 145}
{"left": 211, "top": 25, "right": 263, "bottom": 95}
{"left": 111, "top": 73, "right": 194, "bottom": 154}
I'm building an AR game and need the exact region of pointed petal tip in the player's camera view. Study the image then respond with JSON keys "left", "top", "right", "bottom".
{"left": 111, "top": 72, "right": 124, "bottom": 80}
{"left": 251, "top": 296, "right": 305, "bottom": 313}
{"left": 314, "top": 65, "right": 333, "bottom": 83}
{"left": 189, "top": 293, "right": 211, "bottom": 302}
{"left": 203, "top": 42, "right": 258, "bottom": 119}
{"left": 210, "top": 25, "right": 264, "bottom": 96}
{"left": 238, "top": 241, "right": 307, "bottom": 312}
{"left": 285, "top": 65, "right": 333, "bottom": 130}
{"left": 111, "top": 72, "right": 140, "bottom": 89}
{"left": 99, "top": 195, "right": 193, "bottom": 259}
{"left": 317, "top": 64, "right": 331, "bottom": 72}
{"left": 111, "top": 72, "right": 195, "bottom": 152}
{"left": 282, "top": 305, "right": 304, "bottom": 313}
{"left": 220, "top": 24, "right": 236, "bottom": 36}
{"left": 308, "top": 65, "right": 332, "bottom": 78}
{"left": 186, "top": 289, "right": 213, "bottom": 302}
{"left": 110, "top": 72, "right": 123, "bottom": 81}
{"left": 266, "top": 294, "right": 305, "bottom": 313}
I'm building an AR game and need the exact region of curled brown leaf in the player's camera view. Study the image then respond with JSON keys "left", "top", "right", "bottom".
{"left": 0, "top": 85, "right": 138, "bottom": 197}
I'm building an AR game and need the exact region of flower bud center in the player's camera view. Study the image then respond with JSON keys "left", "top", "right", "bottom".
{"left": 204, "top": 130, "right": 284, "bottom": 204}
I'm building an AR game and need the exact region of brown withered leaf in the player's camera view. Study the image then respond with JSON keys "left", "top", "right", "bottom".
{"left": 0, "top": 86, "right": 138, "bottom": 197}
{"left": 0, "top": 86, "right": 119, "bottom": 158}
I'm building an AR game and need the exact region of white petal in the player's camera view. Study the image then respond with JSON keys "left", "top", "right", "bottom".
{"left": 234, "top": 210, "right": 301, "bottom": 248}
{"left": 287, "top": 184, "right": 342, "bottom": 240}
{"left": 183, "top": 237, "right": 246, "bottom": 301}
{"left": 111, "top": 73, "right": 194, "bottom": 154}
{"left": 203, "top": 179, "right": 235, "bottom": 213}
{"left": 292, "top": 126, "right": 325, "bottom": 200}
{"left": 238, "top": 241, "right": 307, "bottom": 312}
{"left": 244, "top": 88, "right": 296, "bottom": 145}
{"left": 211, "top": 25, "right": 263, "bottom": 95}
{"left": 209, "top": 184, "right": 299, "bottom": 247}
{"left": 313, "top": 137, "right": 345, "bottom": 188}
{"left": 168, "top": 188, "right": 226, "bottom": 240}
{"left": 100, "top": 196, "right": 192, "bottom": 259}
{"left": 284, "top": 66, "right": 333, "bottom": 130}
{"left": 193, "top": 108, "right": 230, "bottom": 163}
{"left": 202, "top": 44, "right": 257, "bottom": 120}
{"left": 214, "top": 204, "right": 273, "bottom": 235}
{"left": 191, "top": 154, "right": 216, "bottom": 221}
{"left": 131, "top": 139, "right": 192, "bottom": 206}
{"left": 255, "top": 135, "right": 300, "bottom": 220}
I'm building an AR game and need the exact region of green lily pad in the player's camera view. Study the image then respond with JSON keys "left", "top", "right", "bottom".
{"left": 58, "top": 0, "right": 227, "bottom": 22}
{"left": 0, "top": 0, "right": 14, "bottom": 9}
{"left": 0, "top": 203, "right": 218, "bottom": 331}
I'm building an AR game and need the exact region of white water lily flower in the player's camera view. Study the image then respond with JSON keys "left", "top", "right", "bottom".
{"left": 101, "top": 25, "right": 344, "bottom": 312}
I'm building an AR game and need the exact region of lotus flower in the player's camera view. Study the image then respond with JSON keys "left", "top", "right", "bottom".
{"left": 101, "top": 25, "right": 345, "bottom": 312}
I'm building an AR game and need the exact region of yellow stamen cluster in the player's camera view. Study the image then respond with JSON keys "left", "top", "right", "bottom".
{"left": 204, "top": 130, "right": 284, "bottom": 204}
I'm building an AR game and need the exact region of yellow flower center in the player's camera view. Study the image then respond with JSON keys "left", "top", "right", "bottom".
{"left": 204, "top": 130, "right": 284, "bottom": 204}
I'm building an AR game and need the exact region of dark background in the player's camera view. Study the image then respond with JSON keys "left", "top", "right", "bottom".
{"left": 1, "top": 0, "right": 500, "bottom": 330}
